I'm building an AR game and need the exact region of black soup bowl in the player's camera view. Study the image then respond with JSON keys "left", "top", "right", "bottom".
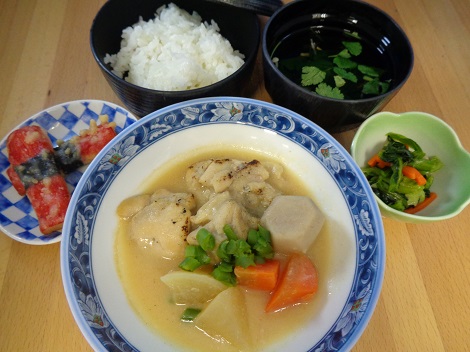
{"left": 91, "top": 0, "right": 260, "bottom": 118}
{"left": 262, "top": 0, "right": 414, "bottom": 133}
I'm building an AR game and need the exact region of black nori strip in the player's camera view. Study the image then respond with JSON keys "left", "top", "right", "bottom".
{"left": 54, "top": 141, "right": 84, "bottom": 174}
{"left": 14, "top": 151, "right": 59, "bottom": 189}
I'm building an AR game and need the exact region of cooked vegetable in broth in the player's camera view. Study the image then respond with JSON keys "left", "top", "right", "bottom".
{"left": 115, "top": 147, "right": 331, "bottom": 351}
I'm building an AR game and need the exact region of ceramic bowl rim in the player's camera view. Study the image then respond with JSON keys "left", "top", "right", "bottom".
{"left": 61, "top": 96, "right": 386, "bottom": 351}
{"left": 90, "top": 0, "right": 261, "bottom": 96}
{"left": 262, "top": 0, "right": 414, "bottom": 103}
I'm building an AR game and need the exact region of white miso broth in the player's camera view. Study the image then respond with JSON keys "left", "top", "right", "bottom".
{"left": 114, "top": 146, "right": 332, "bottom": 352}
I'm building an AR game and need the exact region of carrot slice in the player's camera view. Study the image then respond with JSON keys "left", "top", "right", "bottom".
{"left": 402, "top": 165, "right": 427, "bottom": 186}
{"left": 405, "top": 192, "right": 437, "bottom": 214}
{"left": 265, "top": 253, "right": 318, "bottom": 313}
{"left": 234, "top": 260, "right": 280, "bottom": 291}
{"left": 367, "top": 154, "right": 391, "bottom": 168}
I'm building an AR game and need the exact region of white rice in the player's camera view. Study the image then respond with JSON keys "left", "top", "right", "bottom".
{"left": 104, "top": 3, "right": 245, "bottom": 91}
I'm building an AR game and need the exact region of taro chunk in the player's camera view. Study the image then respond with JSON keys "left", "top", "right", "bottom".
{"left": 260, "top": 195, "right": 325, "bottom": 254}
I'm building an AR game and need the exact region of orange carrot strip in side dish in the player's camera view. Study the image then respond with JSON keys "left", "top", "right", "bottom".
{"left": 234, "top": 260, "right": 280, "bottom": 291}
{"left": 265, "top": 253, "right": 318, "bottom": 313}
{"left": 405, "top": 192, "right": 438, "bottom": 214}
{"left": 402, "top": 165, "right": 427, "bottom": 186}
{"left": 367, "top": 154, "right": 392, "bottom": 168}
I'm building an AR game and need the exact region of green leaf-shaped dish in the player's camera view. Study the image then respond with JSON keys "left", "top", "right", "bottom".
{"left": 351, "top": 111, "right": 470, "bottom": 223}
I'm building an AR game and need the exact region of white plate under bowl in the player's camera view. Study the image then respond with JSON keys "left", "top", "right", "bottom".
{"left": 61, "top": 97, "right": 385, "bottom": 351}
{"left": 0, "top": 100, "right": 137, "bottom": 245}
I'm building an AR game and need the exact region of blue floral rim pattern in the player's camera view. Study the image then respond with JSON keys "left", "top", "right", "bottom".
{"left": 61, "top": 97, "right": 385, "bottom": 351}
{"left": 0, "top": 100, "right": 137, "bottom": 245}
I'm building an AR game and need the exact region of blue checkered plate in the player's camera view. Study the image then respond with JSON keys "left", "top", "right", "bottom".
{"left": 0, "top": 100, "right": 137, "bottom": 245}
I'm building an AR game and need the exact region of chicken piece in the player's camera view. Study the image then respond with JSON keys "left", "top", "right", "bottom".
{"left": 262, "top": 161, "right": 285, "bottom": 189}
{"left": 130, "top": 190, "right": 196, "bottom": 259}
{"left": 150, "top": 188, "right": 187, "bottom": 203}
{"left": 230, "top": 160, "right": 281, "bottom": 217}
{"left": 262, "top": 161, "right": 284, "bottom": 180}
{"left": 186, "top": 158, "right": 247, "bottom": 206}
{"left": 260, "top": 195, "right": 325, "bottom": 254}
{"left": 187, "top": 158, "right": 280, "bottom": 217}
{"left": 190, "top": 191, "right": 232, "bottom": 225}
{"left": 231, "top": 180, "right": 280, "bottom": 217}
{"left": 186, "top": 159, "right": 216, "bottom": 205}
{"left": 197, "top": 158, "right": 245, "bottom": 192}
{"left": 188, "top": 199, "right": 259, "bottom": 248}
{"left": 236, "top": 159, "right": 270, "bottom": 180}
{"left": 116, "top": 194, "right": 151, "bottom": 219}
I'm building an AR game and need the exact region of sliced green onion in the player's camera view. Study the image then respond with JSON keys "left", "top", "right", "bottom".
{"left": 247, "top": 228, "right": 259, "bottom": 246}
{"left": 217, "top": 261, "right": 234, "bottom": 273}
{"left": 184, "top": 245, "right": 200, "bottom": 257}
{"left": 180, "top": 224, "right": 274, "bottom": 285}
{"left": 223, "top": 224, "right": 238, "bottom": 241}
{"left": 257, "top": 225, "right": 271, "bottom": 241}
{"left": 235, "top": 253, "right": 255, "bottom": 268}
{"left": 196, "top": 228, "right": 216, "bottom": 251}
{"left": 181, "top": 308, "right": 201, "bottom": 322}
{"left": 217, "top": 240, "right": 231, "bottom": 262}
{"left": 212, "top": 265, "right": 236, "bottom": 286}
{"left": 226, "top": 239, "right": 239, "bottom": 255}
{"left": 179, "top": 257, "right": 202, "bottom": 272}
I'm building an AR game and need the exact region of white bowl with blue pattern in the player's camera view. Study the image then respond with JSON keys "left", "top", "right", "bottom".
{"left": 0, "top": 100, "right": 137, "bottom": 245}
{"left": 61, "top": 97, "right": 385, "bottom": 351}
